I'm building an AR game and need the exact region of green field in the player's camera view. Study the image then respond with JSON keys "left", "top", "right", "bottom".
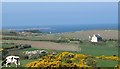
{"left": 79, "top": 41, "right": 118, "bottom": 56}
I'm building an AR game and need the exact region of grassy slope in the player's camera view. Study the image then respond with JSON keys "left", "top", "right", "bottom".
{"left": 79, "top": 42, "right": 118, "bottom": 56}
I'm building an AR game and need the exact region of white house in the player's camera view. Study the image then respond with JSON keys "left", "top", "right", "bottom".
{"left": 89, "top": 34, "right": 102, "bottom": 42}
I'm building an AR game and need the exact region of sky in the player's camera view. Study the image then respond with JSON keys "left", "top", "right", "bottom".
{"left": 2, "top": 2, "right": 118, "bottom": 27}
{"left": 1, "top": 0, "right": 119, "bottom": 2}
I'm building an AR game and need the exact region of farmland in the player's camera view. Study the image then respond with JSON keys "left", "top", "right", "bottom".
{"left": 3, "top": 40, "right": 79, "bottom": 51}
{"left": 1, "top": 30, "right": 119, "bottom": 68}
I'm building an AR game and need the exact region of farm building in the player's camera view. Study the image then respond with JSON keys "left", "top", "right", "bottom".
{"left": 89, "top": 34, "right": 102, "bottom": 42}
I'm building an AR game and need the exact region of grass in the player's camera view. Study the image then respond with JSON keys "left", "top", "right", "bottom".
{"left": 80, "top": 45, "right": 118, "bottom": 56}
{"left": 95, "top": 59, "right": 118, "bottom": 67}
{"left": 2, "top": 44, "right": 15, "bottom": 49}
{"left": 20, "top": 59, "right": 37, "bottom": 67}
{"left": 2, "top": 35, "right": 58, "bottom": 41}
{"left": 78, "top": 41, "right": 118, "bottom": 56}
{"left": 22, "top": 48, "right": 41, "bottom": 51}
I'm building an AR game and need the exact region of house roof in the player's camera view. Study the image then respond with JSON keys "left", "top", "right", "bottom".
{"left": 94, "top": 34, "right": 102, "bottom": 39}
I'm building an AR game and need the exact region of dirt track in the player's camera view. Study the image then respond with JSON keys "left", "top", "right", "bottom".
{"left": 12, "top": 40, "right": 80, "bottom": 51}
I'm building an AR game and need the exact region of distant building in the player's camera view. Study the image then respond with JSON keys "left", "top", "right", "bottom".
{"left": 18, "top": 32, "right": 32, "bottom": 36}
{"left": 89, "top": 34, "right": 102, "bottom": 42}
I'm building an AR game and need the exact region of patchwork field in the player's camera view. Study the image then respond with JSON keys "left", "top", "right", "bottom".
{"left": 1, "top": 30, "right": 119, "bottom": 68}
{"left": 3, "top": 40, "right": 79, "bottom": 51}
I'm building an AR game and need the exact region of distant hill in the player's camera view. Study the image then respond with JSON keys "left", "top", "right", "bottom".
{"left": 56, "top": 30, "right": 118, "bottom": 40}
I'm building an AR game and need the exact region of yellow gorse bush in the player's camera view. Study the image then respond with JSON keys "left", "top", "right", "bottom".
{"left": 74, "top": 54, "right": 88, "bottom": 60}
{"left": 96, "top": 55, "right": 119, "bottom": 61}
{"left": 25, "top": 52, "right": 96, "bottom": 68}
{"left": 25, "top": 51, "right": 120, "bottom": 68}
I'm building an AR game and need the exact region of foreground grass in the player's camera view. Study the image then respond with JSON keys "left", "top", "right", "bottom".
{"left": 96, "top": 59, "right": 118, "bottom": 67}
{"left": 20, "top": 59, "right": 37, "bottom": 67}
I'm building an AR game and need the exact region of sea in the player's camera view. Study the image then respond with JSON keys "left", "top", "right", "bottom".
{"left": 2, "top": 24, "right": 117, "bottom": 33}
